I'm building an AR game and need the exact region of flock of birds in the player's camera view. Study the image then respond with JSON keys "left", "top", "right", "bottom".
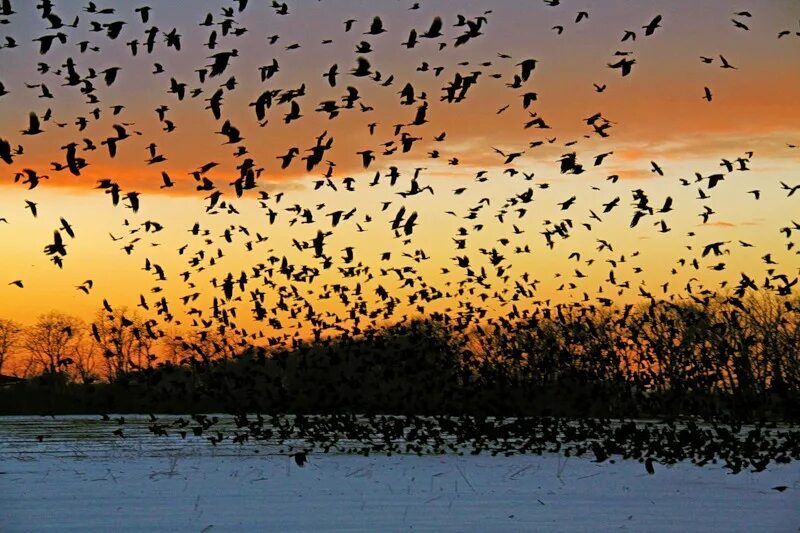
{"left": 0, "top": 0, "right": 798, "bottom": 479}
{"left": 0, "top": 0, "right": 798, "bottom": 386}
{"left": 87, "top": 412, "right": 798, "bottom": 479}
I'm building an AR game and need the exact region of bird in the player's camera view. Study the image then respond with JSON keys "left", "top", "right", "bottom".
{"left": 76, "top": 280, "right": 93, "bottom": 294}
{"left": 217, "top": 120, "right": 243, "bottom": 144}
{"left": 125, "top": 192, "right": 141, "bottom": 213}
{"left": 43, "top": 230, "right": 67, "bottom": 259}
{"left": 517, "top": 59, "right": 538, "bottom": 81}
{"left": 421, "top": 17, "right": 443, "bottom": 38}
{"left": 356, "top": 150, "right": 375, "bottom": 168}
{"left": 493, "top": 147, "right": 524, "bottom": 165}
{"left": 643, "top": 15, "right": 662, "bottom": 36}
{"left": 719, "top": 55, "right": 736, "bottom": 69}
{"left": 650, "top": 161, "right": 664, "bottom": 176}
{"left": 160, "top": 172, "right": 174, "bottom": 188}
{"left": 323, "top": 64, "right": 338, "bottom": 87}
{"left": 558, "top": 196, "right": 576, "bottom": 210}
{"left": 780, "top": 181, "right": 800, "bottom": 197}
{"left": 21, "top": 112, "right": 43, "bottom": 135}
{"left": 292, "top": 451, "right": 307, "bottom": 466}
{"left": 0, "top": 137, "right": 13, "bottom": 164}
{"left": 351, "top": 57, "right": 371, "bottom": 77}
{"left": 402, "top": 29, "right": 418, "bottom": 48}
{"left": 59, "top": 218, "right": 75, "bottom": 238}
{"left": 731, "top": 19, "right": 749, "bottom": 31}
{"left": 365, "top": 16, "right": 386, "bottom": 35}
{"left": 24, "top": 200, "right": 38, "bottom": 217}
{"left": 101, "top": 67, "right": 121, "bottom": 86}
{"left": 134, "top": 6, "right": 150, "bottom": 23}
{"left": 608, "top": 57, "right": 635, "bottom": 76}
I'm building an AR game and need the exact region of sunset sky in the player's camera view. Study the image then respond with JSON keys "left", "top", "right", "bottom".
{"left": 0, "top": 0, "right": 798, "bottom": 347}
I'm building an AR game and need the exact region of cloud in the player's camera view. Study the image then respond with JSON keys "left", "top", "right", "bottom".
{"left": 610, "top": 131, "right": 800, "bottom": 163}
{"left": 702, "top": 221, "right": 736, "bottom": 228}
{"left": 259, "top": 179, "right": 306, "bottom": 193}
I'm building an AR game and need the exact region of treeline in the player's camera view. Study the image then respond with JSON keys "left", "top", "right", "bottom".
{"left": 1, "top": 294, "right": 798, "bottom": 421}
{"left": 0, "top": 309, "right": 238, "bottom": 384}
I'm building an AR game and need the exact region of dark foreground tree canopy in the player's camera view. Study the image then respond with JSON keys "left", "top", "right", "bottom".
{"left": 2, "top": 295, "right": 798, "bottom": 421}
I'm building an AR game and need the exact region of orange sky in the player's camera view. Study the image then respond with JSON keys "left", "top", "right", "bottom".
{"left": 1, "top": 0, "right": 799, "bottom": 349}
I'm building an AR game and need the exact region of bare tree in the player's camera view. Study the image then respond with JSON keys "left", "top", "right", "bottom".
{"left": 158, "top": 327, "right": 185, "bottom": 366}
{"left": 0, "top": 318, "right": 22, "bottom": 375}
{"left": 23, "top": 312, "right": 84, "bottom": 377}
{"left": 70, "top": 337, "right": 100, "bottom": 384}
{"left": 91, "top": 308, "right": 154, "bottom": 381}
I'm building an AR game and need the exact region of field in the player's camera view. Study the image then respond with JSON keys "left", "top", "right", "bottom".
{"left": 1, "top": 416, "right": 798, "bottom": 532}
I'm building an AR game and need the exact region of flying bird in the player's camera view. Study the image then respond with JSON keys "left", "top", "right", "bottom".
{"left": 608, "top": 57, "right": 635, "bottom": 76}
{"left": 365, "top": 16, "right": 386, "bottom": 35}
{"left": 643, "top": 15, "right": 662, "bottom": 36}
{"left": 21, "top": 112, "right": 43, "bottom": 135}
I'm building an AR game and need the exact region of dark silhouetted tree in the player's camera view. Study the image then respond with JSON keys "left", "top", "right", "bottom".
{"left": 0, "top": 318, "right": 22, "bottom": 375}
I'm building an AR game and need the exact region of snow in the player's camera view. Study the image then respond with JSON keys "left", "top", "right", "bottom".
{"left": 1, "top": 416, "right": 798, "bottom": 532}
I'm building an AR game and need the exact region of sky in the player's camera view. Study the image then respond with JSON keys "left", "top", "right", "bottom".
{"left": 0, "top": 0, "right": 798, "bottom": 348}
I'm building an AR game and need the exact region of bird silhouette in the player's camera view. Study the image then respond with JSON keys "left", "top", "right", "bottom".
{"left": 292, "top": 451, "right": 307, "bottom": 466}
{"left": 608, "top": 57, "right": 635, "bottom": 76}
{"left": 365, "top": 16, "right": 386, "bottom": 35}
{"left": 643, "top": 15, "right": 662, "bottom": 36}
{"left": 21, "top": 112, "right": 43, "bottom": 135}
{"left": 421, "top": 16, "right": 443, "bottom": 38}
{"left": 719, "top": 55, "right": 736, "bottom": 69}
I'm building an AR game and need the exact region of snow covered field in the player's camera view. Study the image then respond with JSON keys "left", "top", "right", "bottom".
{"left": 1, "top": 416, "right": 798, "bottom": 532}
